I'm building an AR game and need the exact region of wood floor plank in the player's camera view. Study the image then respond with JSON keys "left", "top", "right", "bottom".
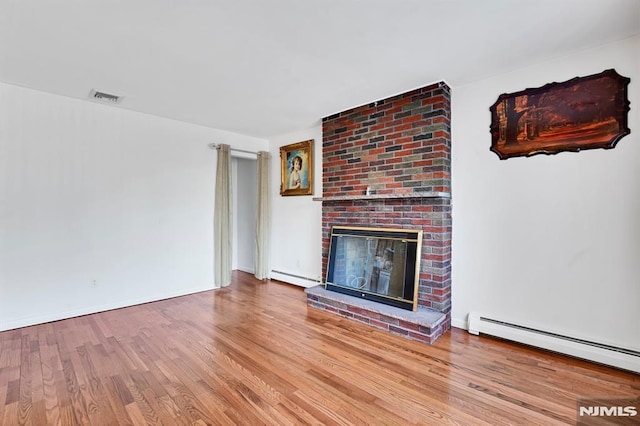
{"left": 0, "top": 369, "right": 7, "bottom": 421}
{"left": 75, "top": 344, "right": 119, "bottom": 425}
{"left": 17, "top": 334, "right": 33, "bottom": 425}
{"left": 2, "top": 401, "right": 18, "bottom": 426}
{"left": 37, "top": 334, "right": 62, "bottom": 426}
{"left": 1, "top": 271, "right": 638, "bottom": 425}
{"left": 101, "top": 376, "right": 134, "bottom": 426}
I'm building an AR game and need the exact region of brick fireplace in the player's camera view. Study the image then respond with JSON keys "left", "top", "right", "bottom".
{"left": 306, "top": 82, "right": 452, "bottom": 344}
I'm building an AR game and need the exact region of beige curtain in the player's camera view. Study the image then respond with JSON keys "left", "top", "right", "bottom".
{"left": 255, "top": 151, "right": 271, "bottom": 280}
{"left": 214, "top": 144, "right": 232, "bottom": 288}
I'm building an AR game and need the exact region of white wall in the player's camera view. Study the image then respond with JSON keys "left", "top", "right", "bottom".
{"left": 0, "top": 82, "right": 266, "bottom": 331}
{"left": 268, "top": 126, "right": 323, "bottom": 287}
{"left": 451, "top": 36, "right": 640, "bottom": 351}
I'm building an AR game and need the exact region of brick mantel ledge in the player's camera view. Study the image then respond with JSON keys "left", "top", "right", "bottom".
{"left": 312, "top": 191, "right": 451, "bottom": 202}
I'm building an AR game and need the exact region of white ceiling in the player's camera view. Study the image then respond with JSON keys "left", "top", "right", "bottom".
{"left": 1, "top": 0, "right": 639, "bottom": 139}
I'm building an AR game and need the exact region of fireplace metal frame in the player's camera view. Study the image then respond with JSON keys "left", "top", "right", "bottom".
{"left": 325, "top": 226, "right": 422, "bottom": 311}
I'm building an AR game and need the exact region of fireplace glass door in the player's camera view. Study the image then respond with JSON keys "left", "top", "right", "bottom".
{"left": 325, "top": 226, "right": 422, "bottom": 311}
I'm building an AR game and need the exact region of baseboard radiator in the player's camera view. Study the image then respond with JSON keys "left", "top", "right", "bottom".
{"left": 468, "top": 312, "right": 640, "bottom": 374}
{"left": 270, "top": 270, "right": 321, "bottom": 288}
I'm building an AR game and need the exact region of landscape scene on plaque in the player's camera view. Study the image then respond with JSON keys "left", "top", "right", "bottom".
{"left": 490, "top": 70, "right": 630, "bottom": 159}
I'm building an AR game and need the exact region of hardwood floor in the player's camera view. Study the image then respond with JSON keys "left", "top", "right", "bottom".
{"left": 1, "top": 271, "right": 638, "bottom": 425}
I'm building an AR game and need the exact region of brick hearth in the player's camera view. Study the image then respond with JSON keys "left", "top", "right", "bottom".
{"left": 306, "top": 82, "right": 452, "bottom": 344}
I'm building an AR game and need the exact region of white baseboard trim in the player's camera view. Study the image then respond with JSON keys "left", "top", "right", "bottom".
{"left": 451, "top": 317, "right": 468, "bottom": 330}
{"left": 0, "top": 285, "right": 215, "bottom": 332}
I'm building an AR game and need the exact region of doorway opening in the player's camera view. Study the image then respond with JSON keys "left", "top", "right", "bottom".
{"left": 232, "top": 157, "right": 257, "bottom": 274}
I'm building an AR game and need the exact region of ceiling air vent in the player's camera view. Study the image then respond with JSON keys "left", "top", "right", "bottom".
{"left": 89, "top": 89, "right": 122, "bottom": 103}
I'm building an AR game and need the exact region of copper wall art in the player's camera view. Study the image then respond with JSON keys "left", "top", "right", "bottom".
{"left": 490, "top": 69, "right": 630, "bottom": 159}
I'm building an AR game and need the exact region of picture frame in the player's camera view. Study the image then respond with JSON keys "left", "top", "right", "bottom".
{"left": 489, "top": 69, "right": 630, "bottom": 160}
{"left": 280, "top": 139, "right": 314, "bottom": 196}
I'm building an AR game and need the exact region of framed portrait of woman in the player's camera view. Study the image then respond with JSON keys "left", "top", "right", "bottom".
{"left": 280, "top": 139, "right": 314, "bottom": 196}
